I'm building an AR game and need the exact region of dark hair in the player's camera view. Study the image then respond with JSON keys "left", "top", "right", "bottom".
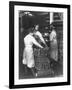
{"left": 50, "top": 23, "right": 55, "bottom": 31}
{"left": 27, "top": 27, "right": 34, "bottom": 33}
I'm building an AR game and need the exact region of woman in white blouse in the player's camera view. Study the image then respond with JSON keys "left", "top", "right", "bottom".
{"left": 22, "top": 27, "right": 43, "bottom": 77}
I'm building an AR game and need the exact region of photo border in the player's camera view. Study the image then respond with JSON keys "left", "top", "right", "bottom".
{"left": 9, "top": 1, "right": 70, "bottom": 89}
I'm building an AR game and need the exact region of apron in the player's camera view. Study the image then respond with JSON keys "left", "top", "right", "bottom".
{"left": 23, "top": 46, "right": 35, "bottom": 68}
{"left": 50, "top": 39, "right": 58, "bottom": 61}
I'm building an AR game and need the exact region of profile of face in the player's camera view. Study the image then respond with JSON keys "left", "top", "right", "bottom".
{"left": 35, "top": 25, "right": 39, "bottom": 31}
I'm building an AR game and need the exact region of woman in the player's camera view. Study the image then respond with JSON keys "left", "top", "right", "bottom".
{"left": 33, "top": 24, "right": 47, "bottom": 47}
{"left": 49, "top": 25, "right": 58, "bottom": 61}
{"left": 22, "top": 27, "right": 43, "bottom": 77}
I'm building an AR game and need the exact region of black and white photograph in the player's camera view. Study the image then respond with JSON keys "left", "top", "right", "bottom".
{"left": 9, "top": 1, "right": 70, "bottom": 88}
{"left": 19, "top": 11, "right": 63, "bottom": 79}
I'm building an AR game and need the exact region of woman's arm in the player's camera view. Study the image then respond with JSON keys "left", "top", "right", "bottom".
{"left": 35, "top": 31, "right": 46, "bottom": 45}
{"left": 32, "top": 36, "right": 43, "bottom": 48}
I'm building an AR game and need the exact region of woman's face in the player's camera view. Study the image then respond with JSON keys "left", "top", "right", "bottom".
{"left": 35, "top": 25, "right": 39, "bottom": 30}
{"left": 48, "top": 30, "right": 51, "bottom": 34}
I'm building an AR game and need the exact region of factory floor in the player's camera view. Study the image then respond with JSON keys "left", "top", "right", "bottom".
{"left": 19, "top": 57, "right": 63, "bottom": 79}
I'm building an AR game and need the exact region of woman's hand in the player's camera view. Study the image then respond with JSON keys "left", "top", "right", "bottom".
{"left": 41, "top": 46, "right": 43, "bottom": 49}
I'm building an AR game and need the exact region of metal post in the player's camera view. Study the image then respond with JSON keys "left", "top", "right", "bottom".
{"left": 50, "top": 12, "right": 53, "bottom": 24}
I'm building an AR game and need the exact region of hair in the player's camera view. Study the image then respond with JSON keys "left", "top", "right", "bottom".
{"left": 27, "top": 27, "right": 34, "bottom": 33}
{"left": 33, "top": 24, "right": 39, "bottom": 32}
{"left": 50, "top": 23, "right": 55, "bottom": 31}
{"left": 34, "top": 24, "right": 38, "bottom": 26}
{"left": 27, "top": 24, "right": 39, "bottom": 33}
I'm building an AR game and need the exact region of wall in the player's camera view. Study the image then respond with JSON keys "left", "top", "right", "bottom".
{"left": 0, "top": 0, "right": 72, "bottom": 90}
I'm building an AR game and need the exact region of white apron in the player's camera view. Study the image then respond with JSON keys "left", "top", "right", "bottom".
{"left": 23, "top": 46, "right": 35, "bottom": 68}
